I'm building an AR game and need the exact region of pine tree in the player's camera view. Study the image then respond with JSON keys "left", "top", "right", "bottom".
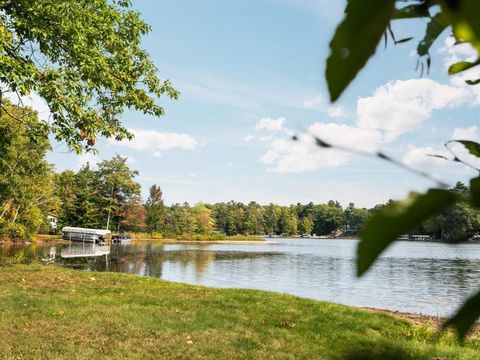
{"left": 145, "top": 185, "right": 165, "bottom": 234}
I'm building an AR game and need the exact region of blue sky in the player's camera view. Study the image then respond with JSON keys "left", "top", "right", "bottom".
{"left": 46, "top": 0, "right": 480, "bottom": 207}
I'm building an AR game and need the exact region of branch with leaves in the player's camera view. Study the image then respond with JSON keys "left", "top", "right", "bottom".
{"left": 325, "top": 0, "right": 480, "bottom": 338}
{"left": 0, "top": 0, "right": 179, "bottom": 153}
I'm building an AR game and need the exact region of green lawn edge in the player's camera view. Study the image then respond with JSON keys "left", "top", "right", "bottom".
{"left": 0, "top": 264, "right": 478, "bottom": 359}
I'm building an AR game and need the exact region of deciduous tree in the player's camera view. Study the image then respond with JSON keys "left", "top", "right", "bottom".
{"left": 0, "top": 0, "right": 178, "bottom": 152}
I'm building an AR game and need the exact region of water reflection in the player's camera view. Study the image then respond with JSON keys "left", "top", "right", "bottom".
{"left": 42, "top": 246, "right": 56, "bottom": 263}
{"left": 61, "top": 243, "right": 110, "bottom": 258}
{"left": 1, "top": 238, "right": 480, "bottom": 316}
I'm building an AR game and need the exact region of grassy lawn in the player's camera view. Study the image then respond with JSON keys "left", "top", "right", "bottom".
{"left": 0, "top": 264, "right": 478, "bottom": 359}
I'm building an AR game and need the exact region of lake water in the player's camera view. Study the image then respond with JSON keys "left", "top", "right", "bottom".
{"left": 2, "top": 238, "right": 480, "bottom": 317}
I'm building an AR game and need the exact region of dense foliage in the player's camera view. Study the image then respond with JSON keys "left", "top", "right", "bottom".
{"left": 0, "top": 102, "right": 58, "bottom": 238}
{"left": 54, "top": 155, "right": 141, "bottom": 232}
{"left": 52, "top": 173, "right": 371, "bottom": 237}
{"left": 0, "top": 0, "right": 178, "bottom": 152}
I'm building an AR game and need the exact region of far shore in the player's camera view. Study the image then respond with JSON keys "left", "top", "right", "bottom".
{"left": 135, "top": 238, "right": 271, "bottom": 244}
{"left": 0, "top": 234, "right": 267, "bottom": 246}
{"left": 3, "top": 233, "right": 480, "bottom": 247}
{"left": 267, "top": 234, "right": 480, "bottom": 244}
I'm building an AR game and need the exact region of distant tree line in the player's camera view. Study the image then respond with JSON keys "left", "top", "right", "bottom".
{"left": 50, "top": 174, "right": 480, "bottom": 241}
{"left": 1, "top": 103, "right": 479, "bottom": 241}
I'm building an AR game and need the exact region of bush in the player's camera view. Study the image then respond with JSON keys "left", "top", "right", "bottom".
{"left": 3, "top": 223, "right": 28, "bottom": 239}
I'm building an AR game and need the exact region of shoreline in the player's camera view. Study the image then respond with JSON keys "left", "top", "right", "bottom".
{"left": 360, "top": 306, "right": 480, "bottom": 338}
{"left": 130, "top": 238, "right": 270, "bottom": 245}
{"left": 267, "top": 235, "right": 480, "bottom": 244}
{"left": 0, "top": 237, "right": 268, "bottom": 247}
{"left": 3, "top": 234, "right": 480, "bottom": 246}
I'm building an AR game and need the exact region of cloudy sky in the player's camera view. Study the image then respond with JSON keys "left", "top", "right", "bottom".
{"left": 45, "top": 0, "right": 480, "bottom": 207}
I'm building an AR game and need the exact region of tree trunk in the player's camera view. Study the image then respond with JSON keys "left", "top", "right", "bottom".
{"left": 11, "top": 205, "right": 20, "bottom": 224}
{"left": 105, "top": 184, "right": 115, "bottom": 230}
{"left": 106, "top": 207, "right": 112, "bottom": 231}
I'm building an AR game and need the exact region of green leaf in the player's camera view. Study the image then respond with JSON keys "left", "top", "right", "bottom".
{"left": 449, "top": 140, "right": 480, "bottom": 157}
{"left": 393, "top": 4, "right": 430, "bottom": 20}
{"left": 395, "top": 37, "right": 414, "bottom": 44}
{"left": 357, "top": 189, "right": 458, "bottom": 276}
{"left": 326, "top": 0, "right": 395, "bottom": 101}
{"left": 442, "top": 0, "right": 480, "bottom": 47}
{"left": 470, "top": 177, "right": 480, "bottom": 207}
{"left": 444, "top": 288, "right": 480, "bottom": 339}
{"left": 466, "top": 78, "right": 480, "bottom": 85}
{"left": 448, "top": 60, "right": 480, "bottom": 75}
{"left": 417, "top": 12, "right": 448, "bottom": 57}
{"left": 426, "top": 154, "right": 453, "bottom": 161}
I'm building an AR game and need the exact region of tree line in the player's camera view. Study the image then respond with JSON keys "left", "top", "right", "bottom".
{"left": 1, "top": 102, "right": 479, "bottom": 241}
{"left": 52, "top": 160, "right": 370, "bottom": 238}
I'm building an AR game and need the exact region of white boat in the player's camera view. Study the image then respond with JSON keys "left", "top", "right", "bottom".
{"left": 412, "top": 234, "right": 431, "bottom": 241}
{"left": 62, "top": 227, "right": 111, "bottom": 243}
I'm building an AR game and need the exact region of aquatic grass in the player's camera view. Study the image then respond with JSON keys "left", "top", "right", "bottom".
{"left": 0, "top": 263, "right": 478, "bottom": 359}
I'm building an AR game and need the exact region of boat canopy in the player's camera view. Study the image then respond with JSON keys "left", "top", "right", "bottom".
{"left": 61, "top": 227, "right": 111, "bottom": 236}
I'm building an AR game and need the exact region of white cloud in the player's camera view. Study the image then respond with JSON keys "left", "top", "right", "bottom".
{"left": 152, "top": 151, "right": 162, "bottom": 158}
{"left": 303, "top": 94, "right": 324, "bottom": 109}
{"left": 259, "top": 135, "right": 348, "bottom": 173}
{"left": 438, "top": 36, "right": 480, "bottom": 104}
{"left": 326, "top": 105, "right": 347, "bottom": 119}
{"left": 303, "top": 94, "right": 347, "bottom": 119}
{"left": 258, "top": 133, "right": 275, "bottom": 142}
{"left": 255, "top": 117, "right": 288, "bottom": 133}
{"left": 255, "top": 51, "right": 480, "bottom": 174}
{"left": 449, "top": 126, "right": 480, "bottom": 171}
{"left": 244, "top": 134, "right": 254, "bottom": 142}
{"left": 309, "top": 123, "right": 382, "bottom": 151}
{"left": 357, "top": 79, "right": 469, "bottom": 141}
{"left": 451, "top": 126, "right": 478, "bottom": 141}
{"left": 259, "top": 122, "right": 382, "bottom": 173}
{"left": 403, "top": 126, "right": 480, "bottom": 171}
{"left": 257, "top": 77, "right": 479, "bottom": 173}
{"left": 439, "top": 36, "right": 477, "bottom": 71}
{"left": 109, "top": 128, "right": 199, "bottom": 156}
{"left": 403, "top": 146, "right": 449, "bottom": 167}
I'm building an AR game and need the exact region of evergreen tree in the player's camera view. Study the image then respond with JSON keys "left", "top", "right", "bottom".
{"left": 145, "top": 185, "right": 165, "bottom": 234}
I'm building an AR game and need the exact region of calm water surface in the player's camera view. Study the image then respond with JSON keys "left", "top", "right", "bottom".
{"left": 2, "top": 238, "right": 480, "bottom": 317}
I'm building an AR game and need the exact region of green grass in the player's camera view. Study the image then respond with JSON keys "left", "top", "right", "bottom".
{"left": 0, "top": 264, "right": 478, "bottom": 359}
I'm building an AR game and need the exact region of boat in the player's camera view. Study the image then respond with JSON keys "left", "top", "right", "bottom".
{"left": 112, "top": 233, "right": 132, "bottom": 244}
{"left": 412, "top": 234, "right": 431, "bottom": 241}
{"left": 62, "top": 227, "right": 111, "bottom": 243}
